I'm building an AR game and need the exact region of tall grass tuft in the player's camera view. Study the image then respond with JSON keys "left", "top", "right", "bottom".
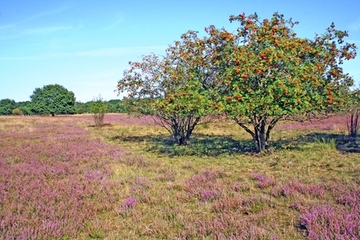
{"left": 313, "top": 137, "right": 337, "bottom": 150}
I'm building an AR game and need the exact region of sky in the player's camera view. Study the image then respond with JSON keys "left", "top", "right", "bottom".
{"left": 0, "top": 0, "right": 359, "bottom": 103}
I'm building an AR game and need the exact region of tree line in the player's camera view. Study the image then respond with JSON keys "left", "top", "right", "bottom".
{"left": 0, "top": 84, "right": 128, "bottom": 116}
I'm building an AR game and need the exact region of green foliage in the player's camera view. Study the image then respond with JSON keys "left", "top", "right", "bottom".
{"left": 74, "top": 100, "right": 127, "bottom": 114}
{"left": 90, "top": 95, "right": 107, "bottom": 127}
{"left": 30, "top": 84, "right": 76, "bottom": 116}
{"left": 209, "top": 12, "right": 356, "bottom": 152}
{"left": 90, "top": 95, "right": 108, "bottom": 114}
{"left": 0, "top": 98, "right": 16, "bottom": 115}
{"left": 74, "top": 102, "right": 87, "bottom": 114}
{"left": 314, "top": 137, "right": 337, "bottom": 150}
{"left": 16, "top": 101, "right": 34, "bottom": 115}
{"left": 118, "top": 12, "right": 356, "bottom": 151}
{"left": 118, "top": 31, "right": 219, "bottom": 145}
{"left": 107, "top": 99, "right": 128, "bottom": 113}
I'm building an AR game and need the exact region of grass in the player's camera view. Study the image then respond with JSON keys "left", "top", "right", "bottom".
{"left": 0, "top": 114, "right": 359, "bottom": 239}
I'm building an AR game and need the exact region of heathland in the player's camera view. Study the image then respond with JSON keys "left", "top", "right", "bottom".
{"left": 0, "top": 114, "right": 359, "bottom": 239}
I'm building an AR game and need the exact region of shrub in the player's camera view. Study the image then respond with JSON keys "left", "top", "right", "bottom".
{"left": 12, "top": 108, "right": 23, "bottom": 116}
{"left": 90, "top": 95, "right": 108, "bottom": 127}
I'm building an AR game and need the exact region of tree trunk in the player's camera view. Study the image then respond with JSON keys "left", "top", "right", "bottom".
{"left": 347, "top": 109, "right": 359, "bottom": 137}
{"left": 169, "top": 115, "right": 201, "bottom": 145}
{"left": 253, "top": 119, "right": 267, "bottom": 152}
{"left": 234, "top": 116, "right": 280, "bottom": 153}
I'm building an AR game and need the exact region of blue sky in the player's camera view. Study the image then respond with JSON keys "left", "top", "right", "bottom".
{"left": 1, "top": 0, "right": 359, "bottom": 102}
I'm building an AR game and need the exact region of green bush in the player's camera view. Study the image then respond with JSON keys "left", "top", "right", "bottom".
{"left": 90, "top": 95, "right": 108, "bottom": 127}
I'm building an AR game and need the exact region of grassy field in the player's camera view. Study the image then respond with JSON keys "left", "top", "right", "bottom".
{"left": 0, "top": 114, "right": 359, "bottom": 239}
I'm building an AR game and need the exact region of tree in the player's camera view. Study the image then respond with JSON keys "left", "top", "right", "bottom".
{"left": 90, "top": 95, "right": 108, "bottom": 127}
{"left": 107, "top": 99, "right": 126, "bottom": 113}
{"left": 118, "top": 31, "right": 218, "bottom": 145}
{"left": 30, "top": 84, "right": 76, "bottom": 116}
{"left": 0, "top": 99, "right": 16, "bottom": 115}
{"left": 17, "top": 101, "right": 35, "bottom": 115}
{"left": 210, "top": 12, "right": 356, "bottom": 152}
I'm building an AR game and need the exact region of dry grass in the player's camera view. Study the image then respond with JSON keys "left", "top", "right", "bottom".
{"left": 1, "top": 114, "right": 359, "bottom": 239}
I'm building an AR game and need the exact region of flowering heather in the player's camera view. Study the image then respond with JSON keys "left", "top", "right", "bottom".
{"left": 104, "top": 113, "right": 156, "bottom": 125}
{"left": 122, "top": 196, "right": 138, "bottom": 208}
{"left": 187, "top": 209, "right": 278, "bottom": 239}
{"left": 250, "top": 172, "right": 276, "bottom": 189}
{"left": 119, "top": 196, "right": 138, "bottom": 215}
{"left": 185, "top": 169, "right": 226, "bottom": 201}
{"left": 131, "top": 176, "right": 152, "bottom": 195}
{"left": 337, "top": 190, "right": 360, "bottom": 207}
{"left": 1, "top": 115, "right": 359, "bottom": 239}
{"left": 276, "top": 115, "right": 348, "bottom": 131}
{"left": 0, "top": 117, "right": 126, "bottom": 239}
{"left": 298, "top": 204, "right": 360, "bottom": 239}
{"left": 59, "top": 113, "right": 157, "bottom": 126}
{"left": 271, "top": 180, "right": 326, "bottom": 198}
{"left": 156, "top": 167, "right": 177, "bottom": 182}
{"left": 288, "top": 181, "right": 360, "bottom": 239}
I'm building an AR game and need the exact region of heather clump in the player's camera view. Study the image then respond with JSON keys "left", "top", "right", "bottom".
{"left": 298, "top": 204, "right": 360, "bottom": 239}
{"left": 293, "top": 182, "right": 360, "bottom": 239}
{"left": 187, "top": 209, "right": 278, "bottom": 239}
{"left": 250, "top": 172, "right": 276, "bottom": 189}
{"left": 271, "top": 180, "right": 327, "bottom": 198}
{"left": 118, "top": 196, "right": 138, "bottom": 215}
{"left": 185, "top": 169, "right": 226, "bottom": 201}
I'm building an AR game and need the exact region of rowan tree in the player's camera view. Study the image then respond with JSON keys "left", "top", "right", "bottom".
{"left": 210, "top": 12, "right": 356, "bottom": 152}
{"left": 117, "top": 31, "right": 218, "bottom": 145}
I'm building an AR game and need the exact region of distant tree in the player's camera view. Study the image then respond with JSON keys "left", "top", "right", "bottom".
{"left": 74, "top": 102, "right": 86, "bottom": 114}
{"left": 30, "top": 84, "right": 76, "bottom": 116}
{"left": 117, "top": 100, "right": 132, "bottom": 113}
{"left": 90, "top": 95, "right": 108, "bottom": 127}
{"left": 0, "top": 98, "right": 16, "bottom": 115}
{"left": 17, "top": 101, "right": 34, "bottom": 115}
{"left": 107, "top": 99, "right": 121, "bottom": 113}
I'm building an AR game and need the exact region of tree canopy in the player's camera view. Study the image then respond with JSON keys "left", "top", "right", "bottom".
{"left": 118, "top": 12, "right": 357, "bottom": 151}
{"left": 210, "top": 12, "right": 356, "bottom": 151}
{"left": 118, "top": 31, "right": 219, "bottom": 145}
{"left": 0, "top": 99, "right": 17, "bottom": 115}
{"left": 30, "top": 84, "right": 76, "bottom": 116}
